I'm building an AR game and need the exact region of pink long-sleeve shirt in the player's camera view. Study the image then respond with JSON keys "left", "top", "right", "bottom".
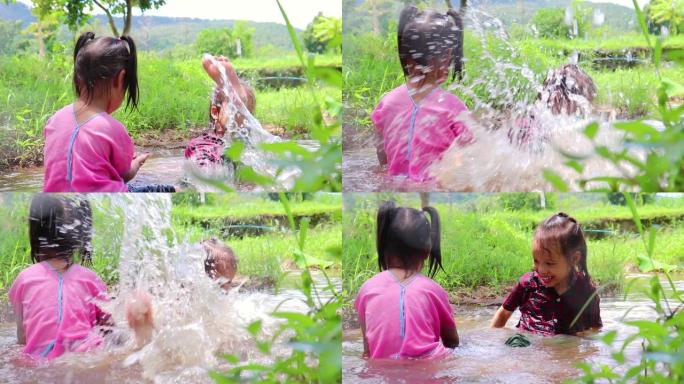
{"left": 43, "top": 104, "right": 134, "bottom": 192}
{"left": 355, "top": 271, "right": 457, "bottom": 359}
{"left": 372, "top": 85, "right": 473, "bottom": 181}
{"left": 9, "top": 262, "right": 108, "bottom": 359}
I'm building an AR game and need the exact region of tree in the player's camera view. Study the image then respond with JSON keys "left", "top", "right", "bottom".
{"left": 0, "top": 19, "right": 26, "bottom": 55}
{"left": 359, "top": 0, "right": 394, "bottom": 35}
{"left": 531, "top": 8, "right": 567, "bottom": 38}
{"left": 22, "top": 6, "right": 61, "bottom": 58}
{"left": 195, "top": 25, "right": 254, "bottom": 58}
{"left": 302, "top": 13, "right": 342, "bottom": 54}
{"left": 232, "top": 21, "right": 255, "bottom": 58}
{"left": 648, "top": 0, "right": 684, "bottom": 35}
{"left": 530, "top": 4, "right": 592, "bottom": 39}
{"left": 32, "top": 0, "right": 166, "bottom": 36}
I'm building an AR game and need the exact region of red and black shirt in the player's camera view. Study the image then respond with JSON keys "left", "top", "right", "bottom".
{"left": 184, "top": 132, "right": 226, "bottom": 167}
{"left": 502, "top": 271, "right": 602, "bottom": 335}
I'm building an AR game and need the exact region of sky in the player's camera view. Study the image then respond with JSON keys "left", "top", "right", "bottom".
{"left": 16, "top": 0, "right": 341, "bottom": 29}
{"left": 586, "top": 0, "right": 649, "bottom": 8}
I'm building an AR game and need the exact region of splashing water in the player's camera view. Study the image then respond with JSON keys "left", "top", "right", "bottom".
{"left": 429, "top": 7, "right": 648, "bottom": 191}
{"left": 189, "top": 54, "right": 310, "bottom": 190}
{"left": 106, "top": 194, "right": 303, "bottom": 381}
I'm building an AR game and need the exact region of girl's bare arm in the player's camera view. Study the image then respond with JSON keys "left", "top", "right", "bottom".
{"left": 15, "top": 308, "right": 25, "bottom": 344}
{"left": 361, "top": 322, "right": 370, "bottom": 358}
{"left": 375, "top": 132, "right": 387, "bottom": 165}
{"left": 441, "top": 325, "right": 459, "bottom": 348}
{"left": 490, "top": 306, "right": 513, "bottom": 328}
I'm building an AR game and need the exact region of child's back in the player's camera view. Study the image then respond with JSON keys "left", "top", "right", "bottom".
{"left": 9, "top": 262, "right": 108, "bottom": 358}
{"left": 373, "top": 6, "right": 471, "bottom": 181}
{"left": 44, "top": 104, "right": 134, "bottom": 192}
{"left": 373, "top": 85, "right": 471, "bottom": 181}
{"left": 355, "top": 270, "right": 455, "bottom": 359}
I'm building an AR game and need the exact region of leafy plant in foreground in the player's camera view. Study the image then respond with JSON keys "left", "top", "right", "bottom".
{"left": 209, "top": 192, "right": 341, "bottom": 384}
{"left": 574, "top": 193, "right": 683, "bottom": 384}
{"left": 544, "top": 0, "right": 684, "bottom": 192}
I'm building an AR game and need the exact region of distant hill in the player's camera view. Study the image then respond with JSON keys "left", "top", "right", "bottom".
{"left": 0, "top": 2, "right": 33, "bottom": 25}
{"left": 0, "top": 1, "right": 301, "bottom": 52}
{"left": 476, "top": 0, "right": 638, "bottom": 32}
{"left": 343, "top": 0, "right": 638, "bottom": 34}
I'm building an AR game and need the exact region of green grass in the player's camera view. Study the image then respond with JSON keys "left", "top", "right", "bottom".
{"left": 232, "top": 54, "right": 341, "bottom": 71}
{"left": 256, "top": 86, "right": 341, "bottom": 136}
{"left": 0, "top": 52, "right": 340, "bottom": 168}
{"left": 342, "top": 195, "right": 684, "bottom": 300}
{"left": 171, "top": 195, "right": 342, "bottom": 223}
{"left": 171, "top": 194, "right": 342, "bottom": 284}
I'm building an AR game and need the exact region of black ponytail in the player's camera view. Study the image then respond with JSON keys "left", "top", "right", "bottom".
{"left": 29, "top": 194, "right": 93, "bottom": 266}
{"left": 446, "top": 8, "right": 464, "bottom": 81}
{"left": 119, "top": 35, "right": 139, "bottom": 111}
{"left": 397, "top": 5, "right": 419, "bottom": 78}
{"left": 376, "top": 200, "right": 397, "bottom": 272}
{"left": 422, "top": 206, "right": 444, "bottom": 278}
{"left": 73, "top": 32, "right": 96, "bottom": 98}
{"left": 376, "top": 201, "right": 445, "bottom": 278}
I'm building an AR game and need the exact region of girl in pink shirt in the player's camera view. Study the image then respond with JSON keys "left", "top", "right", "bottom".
{"left": 354, "top": 201, "right": 459, "bottom": 359}
{"left": 9, "top": 195, "right": 110, "bottom": 359}
{"left": 9, "top": 194, "right": 154, "bottom": 360}
{"left": 43, "top": 32, "right": 175, "bottom": 193}
{"left": 373, "top": 6, "right": 473, "bottom": 181}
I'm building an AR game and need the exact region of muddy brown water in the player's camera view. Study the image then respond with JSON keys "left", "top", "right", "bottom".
{"left": 343, "top": 277, "right": 682, "bottom": 384}
{"left": 343, "top": 147, "right": 448, "bottom": 192}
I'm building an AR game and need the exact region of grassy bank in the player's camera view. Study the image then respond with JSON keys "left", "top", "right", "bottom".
{"left": 171, "top": 193, "right": 342, "bottom": 223}
{"left": 342, "top": 195, "right": 684, "bottom": 301}
{"left": 343, "top": 31, "right": 684, "bottom": 133}
{"left": 0, "top": 53, "right": 341, "bottom": 169}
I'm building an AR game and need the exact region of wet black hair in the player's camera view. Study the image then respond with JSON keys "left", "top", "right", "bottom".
{"left": 397, "top": 5, "right": 464, "bottom": 82}
{"left": 533, "top": 212, "right": 590, "bottom": 280}
{"left": 538, "top": 64, "right": 597, "bottom": 115}
{"left": 29, "top": 194, "right": 93, "bottom": 266}
{"left": 376, "top": 201, "right": 444, "bottom": 278}
{"left": 73, "top": 32, "right": 139, "bottom": 111}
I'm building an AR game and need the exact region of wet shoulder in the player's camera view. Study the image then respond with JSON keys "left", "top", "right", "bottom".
{"left": 69, "top": 264, "right": 103, "bottom": 282}
{"left": 96, "top": 113, "right": 128, "bottom": 133}
{"left": 358, "top": 270, "right": 395, "bottom": 293}
{"left": 381, "top": 84, "right": 409, "bottom": 104}
{"left": 14, "top": 263, "right": 45, "bottom": 280}
{"left": 413, "top": 274, "right": 448, "bottom": 295}
{"left": 571, "top": 273, "right": 598, "bottom": 295}
{"left": 425, "top": 88, "right": 467, "bottom": 113}
{"left": 45, "top": 104, "right": 76, "bottom": 128}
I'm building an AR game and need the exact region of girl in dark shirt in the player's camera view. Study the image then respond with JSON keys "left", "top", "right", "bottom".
{"left": 490, "top": 212, "right": 602, "bottom": 335}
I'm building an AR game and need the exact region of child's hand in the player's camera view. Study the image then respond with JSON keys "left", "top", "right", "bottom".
{"left": 123, "top": 153, "right": 151, "bottom": 183}
{"left": 125, "top": 289, "right": 154, "bottom": 347}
